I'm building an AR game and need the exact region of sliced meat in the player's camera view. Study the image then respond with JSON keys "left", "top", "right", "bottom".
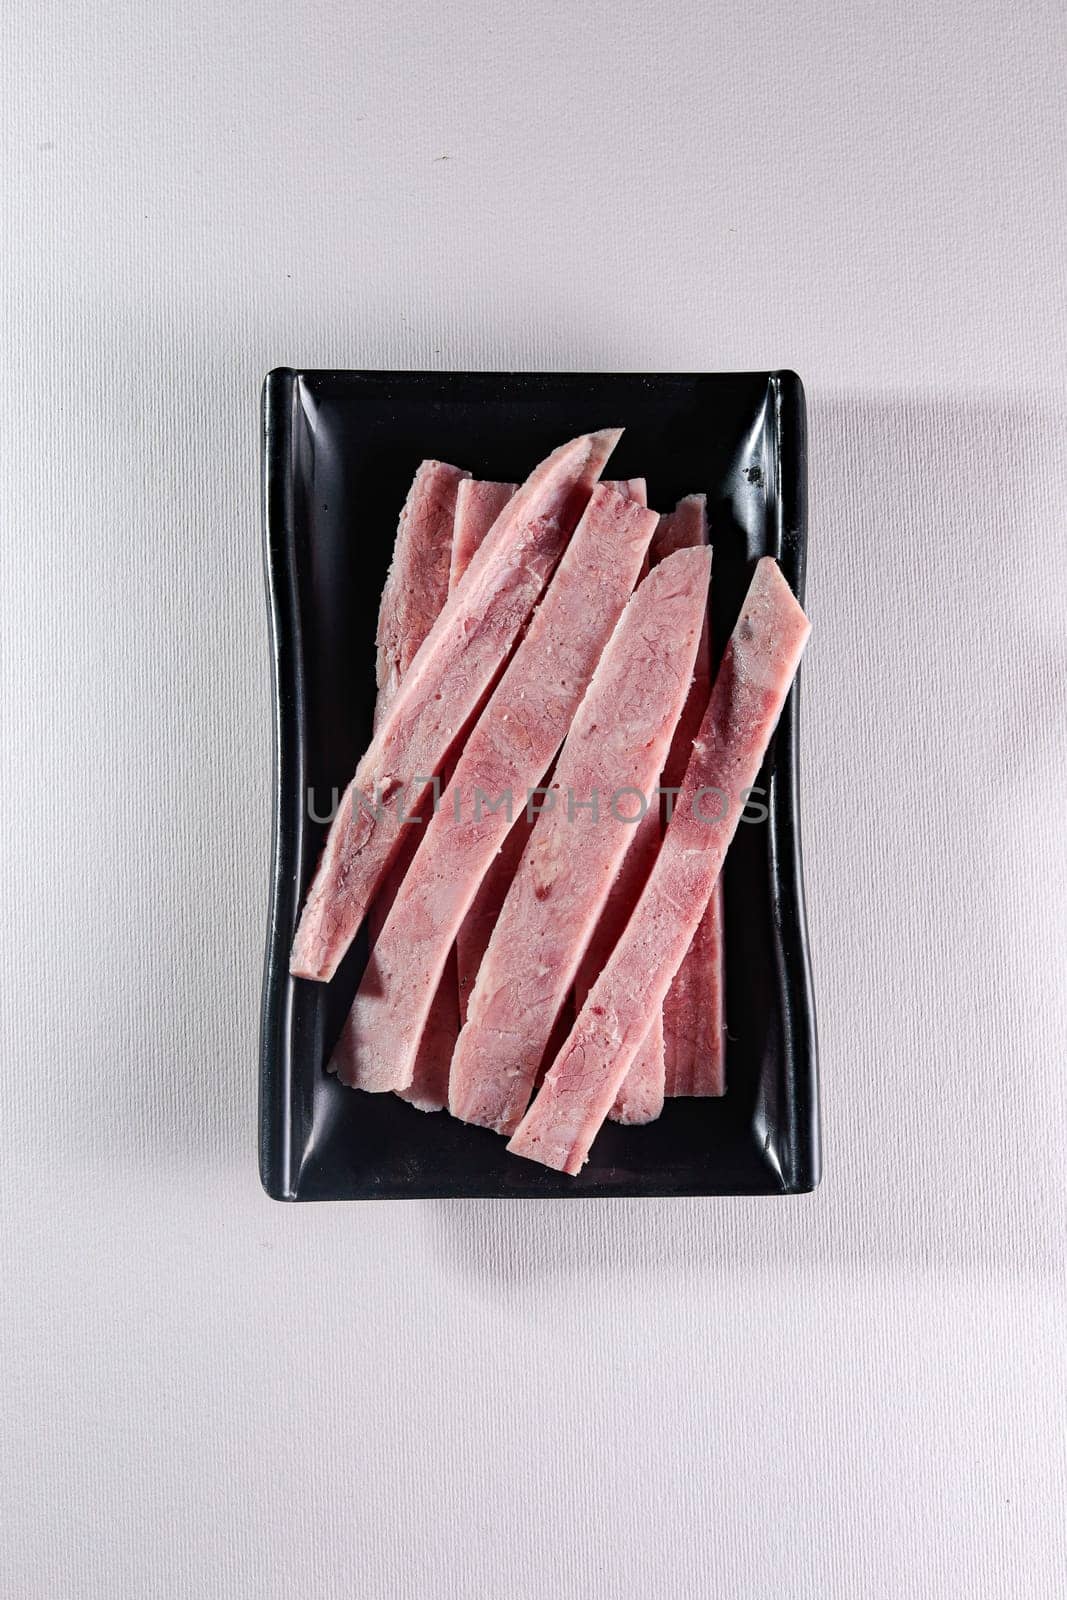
{"left": 455, "top": 476, "right": 646, "bottom": 1023}
{"left": 289, "top": 429, "right": 621, "bottom": 983}
{"left": 449, "top": 479, "right": 516, "bottom": 591}
{"left": 662, "top": 886, "right": 725, "bottom": 1097}
{"left": 604, "top": 477, "right": 647, "bottom": 505}
{"left": 398, "top": 476, "right": 536, "bottom": 1108}
{"left": 396, "top": 952, "right": 460, "bottom": 1111}
{"left": 332, "top": 483, "right": 660, "bottom": 1093}
{"left": 507, "top": 557, "right": 810, "bottom": 1174}
{"left": 448, "top": 548, "right": 710, "bottom": 1134}
{"left": 585, "top": 486, "right": 663, "bottom": 1124}
{"left": 392, "top": 475, "right": 501, "bottom": 1111}
{"left": 576, "top": 799, "right": 665, "bottom": 1126}
{"left": 456, "top": 810, "right": 532, "bottom": 1024}
{"left": 610, "top": 1011, "right": 665, "bottom": 1124}
{"left": 375, "top": 820, "right": 457, "bottom": 1110}
{"left": 374, "top": 461, "right": 469, "bottom": 730}
{"left": 653, "top": 495, "right": 726, "bottom": 1097}
{"left": 576, "top": 516, "right": 668, "bottom": 1126}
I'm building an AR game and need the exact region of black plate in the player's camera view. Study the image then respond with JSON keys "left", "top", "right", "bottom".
{"left": 260, "top": 369, "right": 818, "bottom": 1200}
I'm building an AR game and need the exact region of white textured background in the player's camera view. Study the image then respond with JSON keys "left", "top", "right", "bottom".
{"left": 2, "top": 1, "right": 1065, "bottom": 1595}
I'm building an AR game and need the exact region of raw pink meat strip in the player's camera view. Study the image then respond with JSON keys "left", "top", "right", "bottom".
{"left": 448, "top": 549, "right": 710, "bottom": 1134}
{"left": 367, "top": 791, "right": 456, "bottom": 1109}
{"left": 454, "top": 476, "right": 647, "bottom": 1025}
{"left": 371, "top": 463, "right": 474, "bottom": 945}
{"left": 654, "top": 496, "right": 726, "bottom": 1097}
{"left": 289, "top": 429, "right": 621, "bottom": 982}
{"left": 374, "top": 461, "right": 469, "bottom": 730}
{"left": 389, "top": 483, "right": 570, "bottom": 1108}
{"left": 508, "top": 557, "right": 810, "bottom": 1174}
{"left": 610, "top": 1014, "right": 665, "bottom": 1123}
{"left": 392, "top": 478, "right": 509, "bottom": 1110}
{"left": 449, "top": 479, "right": 516, "bottom": 591}
{"left": 366, "top": 460, "right": 466, "bottom": 949}
{"left": 578, "top": 798, "right": 665, "bottom": 1126}
{"left": 576, "top": 513, "right": 667, "bottom": 1128}
{"left": 663, "top": 888, "right": 724, "bottom": 1096}
{"left": 398, "top": 479, "right": 541, "bottom": 1107}
{"left": 456, "top": 812, "right": 532, "bottom": 1023}
{"left": 395, "top": 949, "right": 459, "bottom": 1111}
{"left": 604, "top": 477, "right": 647, "bottom": 505}
{"left": 373, "top": 830, "right": 458, "bottom": 1109}
{"left": 400, "top": 481, "right": 516, "bottom": 1051}
{"left": 332, "top": 484, "right": 659, "bottom": 1093}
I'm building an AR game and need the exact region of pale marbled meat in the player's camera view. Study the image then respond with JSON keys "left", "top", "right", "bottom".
{"left": 577, "top": 500, "right": 666, "bottom": 1128}
{"left": 374, "top": 461, "right": 469, "bottom": 732}
{"left": 449, "top": 478, "right": 516, "bottom": 591}
{"left": 653, "top": 495, "right": 726, "bottom": 1097}
{"left": 456, "top": 811, "right": 532, "bottom": 1025}
{"left": 399, "top": 479, "right": 517, "bottom": 1098}
{"left": 508, "top": 557, "right": 810, "bottom": 1174}
{"left": 332, "top": 483, "right": 659, "bottom": 1093}
{"left": 604, "top": 477, "right": 647, "bottom": 506}
{"left": 388, "top": 474, "right": 499, "bottom": 1111}
{"left": 455, "top": 477, "right": 647, "bottom": 1026}
{"left": 448, "top": 549, "right": 710, "bottom": 1134}
{"left": 583, "top": 799, "right": 665, "bottom": 1126}
{"left": 289, "top": 429, "right": 621, "bottom": 982}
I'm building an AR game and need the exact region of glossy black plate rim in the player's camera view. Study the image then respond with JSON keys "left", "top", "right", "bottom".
{"left": 259, "top": 369, "right": 819, "bottom": 1201}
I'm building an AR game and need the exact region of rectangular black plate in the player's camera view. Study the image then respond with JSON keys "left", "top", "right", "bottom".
{"left": 261, "top": 369, "right": 819, "bottom": 1200}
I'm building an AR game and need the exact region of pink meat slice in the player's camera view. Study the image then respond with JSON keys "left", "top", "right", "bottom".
{"left": 507, "top": 557, "right": 811, "bottom": 1174}
{"left": 577, "top": 797, "right": 665, "bottom": 1126}
{"left": 662, "top": 886, "right": 724, "bottom": 1096}
{"left": 374, "top": 461, "right": 469, "bottom": 731}
{"left": 395, "top": 949, "right": 459, "bottom": 1111}
{"left": 604, "top": 477, "right": 647, "bottom": 505}
{"left": 391, "top": 477, "right": 512, "bottom": 1111}
{"left": 448, "top": 548, "right": 710, "bottom": 1135}
{"left": 289, "top": 429, "right": 621, "bottom": 982}
{"left": 653, "top": 495, "right": 726, "bottom": 1097}
{"left": 332, "top": 484, "right": 660, "bottom": 1092}
{"left": 401, "top": 478, "right": 593, "bottom": 1108}
{"left": 575, "top": 505, "right": 668, "bottom": 1128}
{"left": 456, "top": 811, "right": 532, "bottom": 1024}
{"left": 610, "top": 1012, "right": 665, "bottom": 1123}
{"left": 372, "top": 819, "right": 460, "bottom": 1110}
{"left": 400, "top": 481, "right": 520, "bottom": 1085}
{"left": 449, "top": 479, "right": 516, "bottom": 591}
{"left": 455, "top": 476, "right": 648, "bottom": 1024}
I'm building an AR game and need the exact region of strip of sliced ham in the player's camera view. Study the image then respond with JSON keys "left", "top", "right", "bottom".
{"left": 394, "top": 957, "right": 459, "bottom": 1112}
{"left": 367, "top": 463, "right": 465, "bottom": 1109}
{"left": 449, "top": 479, "right": 516, "bottom": 591}
{"left": 455, "top": 476, "right": 651, "bottom": 1026}
{"left": 605, "top": 477, "right": 647, "bottom": 505}
{"left": 456, "top": 811, "right": 532, "bottom": 1024}
{"left": 331, "top": 484, "right": 660, "bottom": 1092}
{"left": 374, "top": 461, "right": 469, "bottom": 731}
{"left": 653, "top": 496, "right": 726, "bottom": 1097}
{"left": 575, "top": 794, "right": 665, "bottom": 1126}
{"left": 575, "top": 494, "right": 666, "bottom": 1128}
{"left": 507, "top": 557, "right": 810, "bottom": 1174}
{"left": 390, "top": 478, "right": 517, "bottom": 1110}
{"left": 448, "top": 548, "right": 710, "bottom": 1134}
{"left": 289, "top": 429, "right": 621, "bottom": 982}
{"left": 454, "top": 477, "right": 649, "bottom": 1023}
{"left": 662, "top": 887, "right": 724, "bottom": 1096}
{"left": 611, "top": 1012, "right": 666, "bottom": 1124}
{"left": 398, "top": 478, "right": 517, "bottom": 1102}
